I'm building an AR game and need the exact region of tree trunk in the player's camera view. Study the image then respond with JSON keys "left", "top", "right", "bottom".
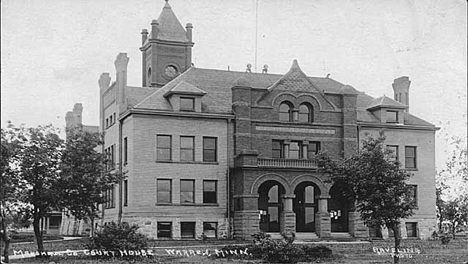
{"left": 1, "top": 216, "right": 11, "bottom": 263}
{"left": 90, "top": 216, "right": 95, "bottom": 237}
{"left": 33, "top": 216, "right": 46, "bottom": 257}
{"left": 392, "top": 222, "right": 401, "bottom": 264}
{"left": 451, "top": 222, "right": 456, "bottom": 239}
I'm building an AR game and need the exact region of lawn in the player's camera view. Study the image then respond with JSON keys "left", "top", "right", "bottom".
{"left": 3, "top": 238, "right": 467, "bottom": 263}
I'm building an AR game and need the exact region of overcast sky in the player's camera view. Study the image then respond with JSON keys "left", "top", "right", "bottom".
{"left": 1, "top": 0, "right": 467, "bottom": 169}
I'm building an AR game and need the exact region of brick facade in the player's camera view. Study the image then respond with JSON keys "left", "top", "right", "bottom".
{"left": 97, "top": 2, "right": 438, "bottom": 241}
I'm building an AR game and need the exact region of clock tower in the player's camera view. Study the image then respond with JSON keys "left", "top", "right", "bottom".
{"left": 140, "top": 0, "right": 193, "bottom": 87}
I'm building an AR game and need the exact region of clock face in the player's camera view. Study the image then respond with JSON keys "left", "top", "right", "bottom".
{"left": 165, "top": 65, "right": 178, "bottom": 78}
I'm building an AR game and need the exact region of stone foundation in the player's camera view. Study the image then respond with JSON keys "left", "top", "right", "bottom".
{"left": 233, "top": 210, "right": 260, "bottom": 240}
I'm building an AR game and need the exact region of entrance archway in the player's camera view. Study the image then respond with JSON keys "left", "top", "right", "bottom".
{"left": 293, "top": 182, "right": 320, "bottom": 232}
{"left": 258, "top": 181, "right": 285, "bottom": 232}
{"left": 329, "top": 184, "right": 350, "bottom": 232}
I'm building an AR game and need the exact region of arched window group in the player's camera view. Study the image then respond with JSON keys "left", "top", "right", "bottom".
{"left": 278, "top": 101, "right": 313, "bottom": 123}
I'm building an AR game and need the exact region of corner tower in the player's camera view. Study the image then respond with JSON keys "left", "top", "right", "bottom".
{"left": 140, "top": 0, "right": 194, "bottom": 87}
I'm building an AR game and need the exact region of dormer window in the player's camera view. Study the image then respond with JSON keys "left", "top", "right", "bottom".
{"left": 298, "top": 103, "right": 313, "bottom": 123}
{"left": 279, "top": 102, "right": 293, "bottom": 122}
{"left": 386, "top": 110, "right": 398, "bottom": 123}
{"left": 180, "top": 97, "right": 195, "bottom": 111}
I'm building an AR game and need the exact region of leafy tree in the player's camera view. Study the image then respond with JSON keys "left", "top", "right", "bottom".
{"left": 58, "top": 126, "right": 123, "bottom": 236}
{"left": 317, "top": 131, "right": 416, "bottom": 264}
{"left": 1, "top": 123, "right": 63, "bottom": 256}
{"left": 439, "top": 198, "right": 468, "bottom": 238}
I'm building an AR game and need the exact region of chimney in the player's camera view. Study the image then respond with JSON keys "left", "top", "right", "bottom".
{"left": 99, "top": 73, "right": 111, "bottom": 91}
{"left": 73, "top": 103, "right": 83, "bottom": 125}
{"left": 392, "top": 76, "right": 411, "bottom": 113}
{"left": 141, "top": 29, "right": 148, "bottom": 45}
{"left": 114, "top": 53, "right": 130, "bottom": 113}
{"left": 150, "top": 20, "right": 159, "bottom": 40}
{"left": 185, "top": 23, "right": 193, "bottom": 42}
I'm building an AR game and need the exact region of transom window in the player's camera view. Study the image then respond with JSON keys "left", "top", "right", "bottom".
{"left": 298, "top": 104, "right": 313, "bottom": 123}
{"left": 279, "top": 102, "right": 293, "bottom": 122}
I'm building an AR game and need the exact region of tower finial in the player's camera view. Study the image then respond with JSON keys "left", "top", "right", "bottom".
{"left": 164, "top": 0, "right": 170, "bottom": 8}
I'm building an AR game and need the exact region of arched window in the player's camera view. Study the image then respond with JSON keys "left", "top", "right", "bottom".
{"left": 279, "top": 102, "right": 293, "bottom": 121}
{"left": 298, "top": 103, "right": 313, "bottom": 123}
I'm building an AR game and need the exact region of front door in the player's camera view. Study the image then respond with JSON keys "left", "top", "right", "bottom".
{"left": 294, "top": 183, "right": 318, "bottom": 232}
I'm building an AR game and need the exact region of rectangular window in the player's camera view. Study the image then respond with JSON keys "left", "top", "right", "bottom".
{"left": 180, "top": 97, "right": 195, "bottom": 111}
{"left": 203, "top": 137, "right": 217, "bottom": 162}
{"left": 387, "top": 145, "right": 399, "bottom": 161}
{"left": 181, "top": 222, "right": 195, "bottom": 238}
{"left": 180, "top": 136, "right": 195, "bottom": 161}
{"left": 110, "top": 145, "right": 115, "bottom": 169}
{"left": 203, "top": 180, "right": 217, "bottom": 204}
{"left": 203, "top": 222, "right": 218, "bottom": 238}
{"left": 307, "top": 142, "right": 320, "bottom": 159}
{"left": 405, "top": 146, "right": 417, "bottom": 168}
{"left": 387, "top": 110, "right": 398, "bottom": 123}
{"left": 157, "top": 179, "right": 172, "bottom": 203}
{"left": 180, "top": 180, "right": 195, "bottom": 203}
{"left": 106, "top": 118, "right": 109, "bottom": 128}
{"left": 124, "top": 137, "right": 128, "bottom": 164}
{"left": 157, "top": 222, "right": 172, "bottom": 238}
{"left": 123, "top": 180, "right": 128, "bottom": 207}
{"left": 272, "top": 140, "right": 283, "bottom": 159}
{"left": 406, "top": 222, "right": 418, "bottom": 238}
{"left": 157, "top": 135, "right": 172, "bottom": 161}
{"left": 113, "top": 113, "right": 116, "bottom": 124}
{"left": 289, "top": 141, "right": 300, "bottom": 159}
{"left": 407, "top": 184, "right": 418, "bottom": 207}
{"left": 105, "top": 185, "right": 115, "bottom": 209}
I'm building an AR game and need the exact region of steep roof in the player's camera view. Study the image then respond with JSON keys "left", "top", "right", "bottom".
{"left": 151, "top": 1, "right": 189, "bottom": 42}
{"left": 164, "top": 81, "right": 206, "bottom": 97}
{"left": 130, "top": 67, "right": 434, "bottom": 127}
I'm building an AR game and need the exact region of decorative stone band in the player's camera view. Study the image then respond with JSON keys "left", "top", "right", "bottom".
{"left": 255, "top": 126, "right": 335, "bottom": 134}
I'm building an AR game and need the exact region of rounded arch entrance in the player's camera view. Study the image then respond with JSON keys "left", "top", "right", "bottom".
{"left": 329, "top": 184, "right": 352, "bottom": 232}
{"left": 293, "top": 181, "right": 320, "bottom": 232}
{"left": 257, "top": 180, "right": 285, "bottom": 233}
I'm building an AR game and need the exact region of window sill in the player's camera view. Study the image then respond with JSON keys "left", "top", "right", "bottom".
{"left": 156, "top": 160, "right": 219, "bottom": 165}
{"left": 404, "top": 168, "right": 418, "bottom": 171}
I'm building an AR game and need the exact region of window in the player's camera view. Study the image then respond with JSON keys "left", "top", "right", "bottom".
{"left": 271, "top": 140, "right": 320, "bottom": 159}
{"left": 387, "top": 145, "right": 399, "bottom": 161}
{"left": 298, "top": 104, "right": 312, "bottom": 123}
{"left": 147, "top": 67, "right": 152, "bottom": 85}
{"left": 157, "top": 179, "right": 172, "bottom": 203}
{"left": 105, "top": 185, "right": 115, "bottom": 209}
{"left": 387, "top": 110, "right": 398, "bottom": 123}
{"left": 111, "top": 145, "right": 115, "bottom": 168}
{"left": 203, "top": 222, "right": 218, "bottom": 238}
{"left": 405, "top": 146, "right": 417, "bottom": 168}
{"left": 157, "top": 222, "right": 172, "bottom": 238}
{"left": 279, "top": 102, "right": 293, "bottom": 121}
{"left": 106, "top": 118, "right": 109, "bottom": 128}
{"left": 105, "top": 145, "right": 116, "bottom": 169}
{"left": 406, "top": 222, "right": 418, "bottom": 238}
{"left": 123, "top": 137, "right": 128, "bottom": 164}
{"left": 203, "top": 180, "right": 217, "bottom": 204}
{"left": 180, "top": 136, "right": 194, "bottom": 161}
{"left": 180, "top": 180, "right": 195, "bottom": 203}
{"left": 203, "top": 137, "right": 217, "bottom": 162}
{"left": 180, "top": 97, "right": 195, "bottom": 111}
{"left": 272, "top": 140, "right": 283, "bottom": 159}
{"left": 407, "top": 185, "right": 417, "bottom": 207}
{"left": 157, "top": 135, "right": 172, "bottom": 161}
{"left": 181, "top": 222, "right": 195, "bottom": 238}
{"left": 307, "top": 142, "right": 320, "bottom": 159}
{"left": 123, "top": 180, "right": 128, "bottom": 206}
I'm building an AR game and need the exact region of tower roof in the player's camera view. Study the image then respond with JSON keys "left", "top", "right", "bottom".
{"left": 152, "top": 0, "right": 189, "bottom": 42}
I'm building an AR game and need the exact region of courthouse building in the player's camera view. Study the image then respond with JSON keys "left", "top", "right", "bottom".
{"left": 98, "top": 1, "right": 438, "bottom": 240}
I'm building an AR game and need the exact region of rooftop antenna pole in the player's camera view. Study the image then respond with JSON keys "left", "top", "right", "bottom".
{"left": 254, "top": 0, "right": 259, "bottom": 73}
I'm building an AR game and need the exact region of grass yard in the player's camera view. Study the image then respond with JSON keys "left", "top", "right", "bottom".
{"left": 3, "top": 238, "right": 467, "bottom": 263}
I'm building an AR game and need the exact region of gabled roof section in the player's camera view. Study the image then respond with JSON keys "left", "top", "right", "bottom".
{"left": 366, "top": 95, "right": 408, "bottom": 110}
{"left": 163, "top": 81, "right": 206, "bottom": 97}
{"left": 152, "top": 0, "right": 189, "bottom": 42}
{"left": 260, "top": 60, "right": 338, "bottom": 110}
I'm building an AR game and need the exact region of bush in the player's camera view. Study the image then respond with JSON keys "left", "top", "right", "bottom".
{"left": 88, "top": 222, "right": 148, "bottom": 251}
{"left": 218, "top": 232, "right": 332, "bottom": 263}
{"left": 441, "top": 234, "right": 451, "bottom": 244}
